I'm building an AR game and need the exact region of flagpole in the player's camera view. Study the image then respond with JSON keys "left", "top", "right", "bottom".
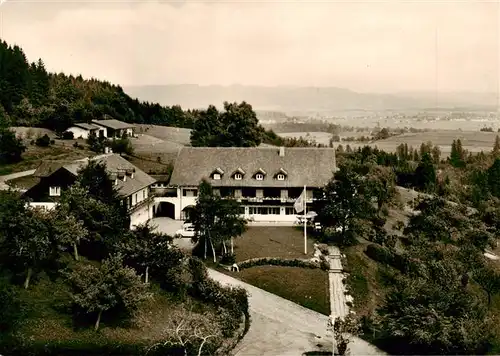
{"left": 304, "top": 184, "right": 307, "bottom": 255}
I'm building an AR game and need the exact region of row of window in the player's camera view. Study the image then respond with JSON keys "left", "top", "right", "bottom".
{"left": 244, "top": 206, "right": 312, "bottom": 215}
{"left": 213, "top": 172, "right": 286, "bottom": 181}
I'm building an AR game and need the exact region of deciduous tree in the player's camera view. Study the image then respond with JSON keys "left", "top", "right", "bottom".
{"left": 65, "top": 253, "right": 151, "bottom": 330}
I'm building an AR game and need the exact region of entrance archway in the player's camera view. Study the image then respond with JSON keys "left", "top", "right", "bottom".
{"left": 155, "top": 202, "right": 175, "bottom": 219}
{"left": 181, "top": 205, "right": 195, "bottom": 221}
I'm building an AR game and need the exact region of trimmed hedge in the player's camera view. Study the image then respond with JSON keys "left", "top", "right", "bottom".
{"left": 237, "top": 257, "right": 330, "bottom": 271}
{"left": 364, "top": 244, "right": 412, "bottom": 273}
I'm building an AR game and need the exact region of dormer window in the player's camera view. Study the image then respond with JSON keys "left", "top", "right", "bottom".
{"left": 232, "top": 167, "right": 246, "bottom": 180}
{"left": 253, "top": 168, "right": 267, "bottom": 181}
{"left": 211, "top": 167, "right": 224, "bottom": 180}
{"left": 275, "top": 168, "right": 288, "bottom": 181}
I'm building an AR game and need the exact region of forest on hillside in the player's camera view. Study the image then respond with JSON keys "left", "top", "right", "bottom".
{"left": 0, "top": 40, "right": 197, "bottom": 132}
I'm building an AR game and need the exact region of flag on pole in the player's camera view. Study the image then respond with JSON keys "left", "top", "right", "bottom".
{"left": 294, "top": 187, "right": 306, "bottom": 213}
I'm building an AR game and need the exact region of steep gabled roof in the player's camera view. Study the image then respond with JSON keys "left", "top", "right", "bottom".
{"left": 72, "top": 123, "right": 100, "bottom": 130}
{"left": 211, "top": 167, "right": 225, "bottom": 175}
{"left": 61, "top": 154, "right": 156, "bottom": 197}
{"left": 169, "top": 147, "right": 336, "bottom": 188}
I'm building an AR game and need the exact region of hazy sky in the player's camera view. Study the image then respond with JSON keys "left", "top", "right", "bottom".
{"left": 0, "top": 0, "right": 498, "bottom": 93}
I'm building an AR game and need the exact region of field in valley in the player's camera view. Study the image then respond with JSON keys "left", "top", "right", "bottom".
{"left": 275, "top": 128, "right": 499, "bottom": 157}
{"left": 346, "top": 130, "right": 498, "bottom": 156}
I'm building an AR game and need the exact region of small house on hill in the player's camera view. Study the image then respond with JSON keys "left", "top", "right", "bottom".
{"left": 92, "top": 119, "right": 135, "bottom": 138}
{"left": 66, "top": 123, "right": 104, "bottom": 139}
{"left": 24, "top": 153, "right": 156, "bottom": 229}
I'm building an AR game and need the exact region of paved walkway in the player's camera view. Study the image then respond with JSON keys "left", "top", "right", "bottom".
{"left": 0, "top": 169, "right": 36, "bottom": 191}
{"left": 327, "top": 246, "right": 350, "bottom": 320}
{"left": 208, "top": 269, "right": 383, "bottom": 356}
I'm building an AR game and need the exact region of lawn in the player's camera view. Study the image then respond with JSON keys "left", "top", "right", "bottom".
{"left": 233, "top": 226, "right": 316, "bottom": 262}
{"left": 231, "top": 265, "right": 330, "bottom": 315}
{"left": 221, "top": 227, "right": 329, "bottom": 315}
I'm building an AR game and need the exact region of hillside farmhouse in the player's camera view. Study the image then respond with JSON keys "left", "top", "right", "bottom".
{"left": 153, "top": 147, "right": 337, "bottom": 222}
{"left": 66, "top": 123, "right": 104, "bottom": 139}
{"left": 24, "top": 153, "right": 156, "bottom": 229}
{"left": 92, "top": 119, "right": 135, "bottom": 138}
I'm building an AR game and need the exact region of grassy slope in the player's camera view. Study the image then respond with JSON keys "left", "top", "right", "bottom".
{"left": 0, "top": 140, "right": 94, "bottom": 176}
{"left": 12, "top": 270, "right": 225, "bottom": 351}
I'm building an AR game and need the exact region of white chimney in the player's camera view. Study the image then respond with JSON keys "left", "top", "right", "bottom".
{"left": 279, "top": 146, "right": 285, "bottom": 157}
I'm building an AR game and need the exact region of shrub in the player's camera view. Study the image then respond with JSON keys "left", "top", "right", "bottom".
{"left": 35, "top": 134, "right": 51, "bottom": 147}
{"left": 73, "top": 142, "right": 80, "bottom": 148}
{"left": 220, "top": 253, "right": 236, "bottom": 265}
{"left": 187, "top": 257, "right": 249, "bottom": 335}
{"left": 50, "top": 139, "right": 55, "bottom": 145}
{"left": 365, "top": 244, "right": 394, "bottom": 265}
{"left": 62, "top": 131, "right": 74, "bottom": 140}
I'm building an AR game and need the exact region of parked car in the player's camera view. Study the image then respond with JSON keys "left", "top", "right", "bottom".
{"left": 175, "top": 222, "right": 195, "bottom": 238}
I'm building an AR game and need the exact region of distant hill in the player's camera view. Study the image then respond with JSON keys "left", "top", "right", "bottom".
{"left": 124, "top": 84, "right": 498, "bottom": 113}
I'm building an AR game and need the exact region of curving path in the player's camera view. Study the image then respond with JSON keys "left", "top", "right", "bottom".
{"left": 0, "top": 169, "right": 36, "bottom": 191}
{"left": 208, "top": 269, "right": 384, "bottom": 356}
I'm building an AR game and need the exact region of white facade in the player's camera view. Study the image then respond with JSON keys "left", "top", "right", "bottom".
{"left": 129, "top": 202, "right": 154, "bottom": 229}
{"left": 153, "top": 186, "right": 315, "bottom": 222}
{"left": 66, "top": 126, "right": 105, "bottom": 139}
{"left": 28, "top": 202, "right": 57, "bottom": 211}
{"left": 67, "top": 126, "right": 92, "bottom": 139}
{"left": 127, "top": 187, "right": 154, "bottom": 229}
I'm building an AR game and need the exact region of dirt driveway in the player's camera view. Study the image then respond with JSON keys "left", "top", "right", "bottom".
{"left": 208, "top": 269, "right": 384, "bottom": 356}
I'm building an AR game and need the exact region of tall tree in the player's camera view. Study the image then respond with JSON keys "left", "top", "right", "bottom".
{"left": 190, "top": 180, "right": 247, "bottom": 262}
{"left": 492, "top": 135, "right": 500, "bottom": 157}
{"left": 414, "top": 152, "right": 436, "bottom": 192}
{"left": 473, "top": 264, "right": 500, "bottom": 306}
{"left": 0, "top": 127, "right": 26, "bottom": 164}
{"left": 320, "top": 162, "right": 376, "bottom": 246}
{"left": 190, "top": 102, "right": 264, "bottom": 147}
{"left": 450, "top": 139, "right": 466, "bottom": 167}
{"left": 190, "top": 105, "right": 223, "bottom": 147}
{"left": 487, "top": 158, "right": 500, "bottom": 198}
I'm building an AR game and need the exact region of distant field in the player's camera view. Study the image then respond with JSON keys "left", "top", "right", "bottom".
{"left": 277, "top": 132, "right": 332, "bottom": 145}
{"left": 343, "top": 130, "right": 498, "bottom": 156}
